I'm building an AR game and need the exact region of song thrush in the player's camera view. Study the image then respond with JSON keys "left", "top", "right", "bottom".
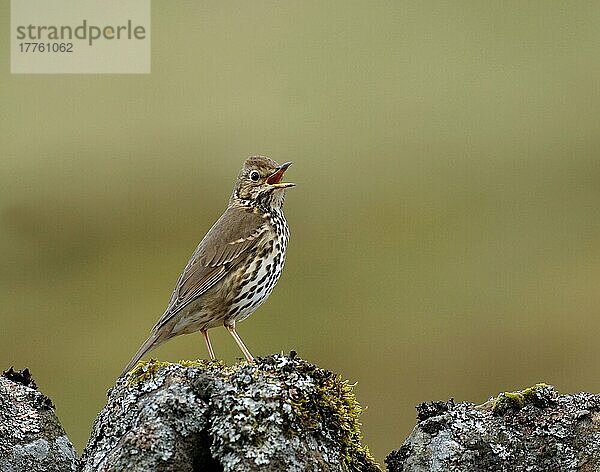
{"left": 122, "top": 156, "right": 294, "bottom": 375}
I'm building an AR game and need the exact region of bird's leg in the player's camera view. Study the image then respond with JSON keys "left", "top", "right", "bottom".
{"left": 201, "top": 329, "right": 216, "bottom": 361}
{"left": 225, "top": 322, "right": 255, "bottom": 363}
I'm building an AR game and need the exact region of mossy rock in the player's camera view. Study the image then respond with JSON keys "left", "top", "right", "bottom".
{"left": 83, "top": 353, "right": 380, "bottom": 471}
{"left": 490, "top": 383, "right": 553, "bottom": 415}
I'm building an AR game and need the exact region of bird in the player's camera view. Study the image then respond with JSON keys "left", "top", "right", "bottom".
{"left": 122, "top": 156, "right": 294, "bottom": 375}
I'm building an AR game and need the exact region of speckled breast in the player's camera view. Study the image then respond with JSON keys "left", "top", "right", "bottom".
{"left": 225, "top": 210, "right": 289, "bottom": 324}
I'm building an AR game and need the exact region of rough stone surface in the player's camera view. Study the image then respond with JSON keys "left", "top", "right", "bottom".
{"left": 0, "top": 368, "right": 78, "bottom": 472}
{"left": 386, "top": 384, "right": 600, "bottom": 472}
{"left": 80, "top": 353, "right": 379, "bottom": 472}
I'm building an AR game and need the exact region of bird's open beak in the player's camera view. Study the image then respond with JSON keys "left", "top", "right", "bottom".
{"left": 266, "top": 162, "right": 295, "bottom": 188}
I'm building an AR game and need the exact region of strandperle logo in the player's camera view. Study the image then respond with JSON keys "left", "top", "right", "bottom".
{"left": 11, "top": 0, "right": 151, "bottom": 74}
{"left": 15, "top": 19, "right": 147, "bottom": 46}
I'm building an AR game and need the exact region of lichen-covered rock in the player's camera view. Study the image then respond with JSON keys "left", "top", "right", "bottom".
{"left": 0, "top": 368, "right": 78, "bottom": 472}
{"left": 81, "top": 353, "right": 379, "bottom": 472}
{"left": 386, "top": 384, "right": 600, "bottom": 472}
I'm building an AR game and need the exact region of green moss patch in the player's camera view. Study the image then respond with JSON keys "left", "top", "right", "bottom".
{"left": 491, "top": 383, "right": 552, "bottom": 415}
{"left": 126, "top": 358, "right": 226, "bottom": 387}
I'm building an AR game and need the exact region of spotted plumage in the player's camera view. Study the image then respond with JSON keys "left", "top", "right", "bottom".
{"left": 122, "top": 156, "right": 294, "bottom": 375}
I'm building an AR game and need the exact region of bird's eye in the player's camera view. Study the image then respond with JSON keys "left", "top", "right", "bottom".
{"left": 250, "top": 170, "right": 260, "bottom": 182}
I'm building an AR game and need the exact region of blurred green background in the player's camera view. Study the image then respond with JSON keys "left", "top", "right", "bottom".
{"left": 2, "top": 1, "right": 600, "bottom": 464}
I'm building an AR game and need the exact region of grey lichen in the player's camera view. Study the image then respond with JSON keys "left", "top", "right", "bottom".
{"left": 81, "top": 353, "right": 379, "bottom": 472}
{"left": 0, "top": 369, "right": 78, "bottom": 472}
{"left": 386, "top": 384, "right": 600, "bottom": 472}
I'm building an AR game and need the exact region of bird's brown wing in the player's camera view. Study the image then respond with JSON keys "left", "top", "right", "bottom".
{"left": 152, "top": 205, "right": 267, "bottom": 331}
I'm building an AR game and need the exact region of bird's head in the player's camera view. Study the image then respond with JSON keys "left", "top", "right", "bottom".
{"left": 231, "top": 156, "right": 294, "bottom": 209}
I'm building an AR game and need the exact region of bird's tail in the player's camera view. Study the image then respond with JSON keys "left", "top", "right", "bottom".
{"left": 121, "top": 332, "right": 162, "bottom": 377}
